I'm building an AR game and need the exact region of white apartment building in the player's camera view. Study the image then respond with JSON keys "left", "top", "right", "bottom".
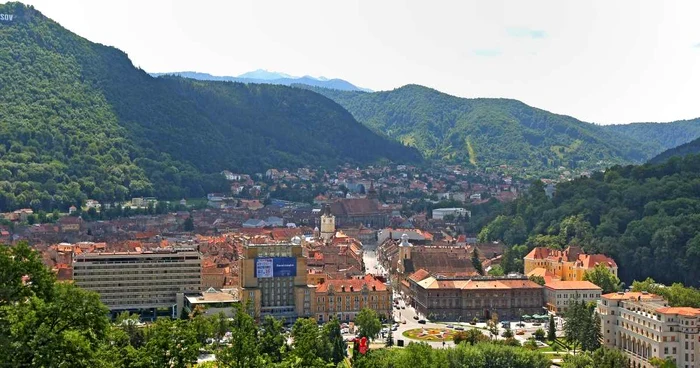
{"left": 72, "top": 247, "right": 201, "bottom": 311}
{"left": 544, "top": 280, "right": 602, "bottom": 314}
{"left": 431, "top": 207, "right": 471, "bottom": 220}
{"left": 598, "top": 291, "right": 700, "bottom": 368}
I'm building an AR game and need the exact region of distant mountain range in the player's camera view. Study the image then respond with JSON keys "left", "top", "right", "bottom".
{"left": 602, "top": 118, "right": 700, "bottom": 156}
{"left": 304, "top": 85, "right": 700, "bottom": 174}
{"left": 0, "top": 2, "right": 418, "bottom": 211}
{"left": 150, "top": 70, "right": 372, "bottom": 92}
{"left": 649, "top": 136, "right": 700, "bottom": 164}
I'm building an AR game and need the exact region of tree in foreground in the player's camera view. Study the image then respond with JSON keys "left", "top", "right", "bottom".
{"left": 528, "top": 274, "right": 546, "bottom": 286}
{"left": 1, "top": 282, "right": 110, "bottom": 368}
{"left": 583, "top": 263, "right": 621, "bottom": 294}
{"left": 453, "top": 328, "right": 487, "bottom": 345}
{"left": 258, "top": 315, "right": 286, "bottom": 363}
{"left": 218, "top": 303, "right": 261, "bottom": 368}
{"left": 563, "top": 299, "right": 600, "bottom": 353}
{"left": 486, "top": 315, "right": 499, "bottom": 340}
{"left": 355, "top": 308, "right": 382, "bottom": 340}
{"left": 650, "top": 356, "right": 679, "bottom": 368}
{"left": 533, "top": 328, "right": 546, "bottom": 341}
{"left": 323, "top": 317, "right": 347, "bottom": 364}
{"left": 471, "top": 248, "right": 484, "bottom": 275}
{"left": 547, "top": 314, "right": 557, "bottom": 341}
{"left": 385, "top": 325, "right": 394, "bottom": 347}
{"left": 561, "top": 346, "right": 628, "bottom": 368}
{"left": 289, "top": 317, "right": 329, "bottom": 367}
{"left": 140, "top": 318, "right": 200, "bottom": 368}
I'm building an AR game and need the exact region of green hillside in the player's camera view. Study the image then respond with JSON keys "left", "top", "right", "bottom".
{"left": 0, "top": 3, "right": 420, "bottom": 211}
{"left": 479, "top": 155, "right": 700, "bottom": 287}
{"left": 602, "top": 118, "right": 700, "bottom": 156}
{"left": 307, "top": 85, "right": 657, "bottom": 173}
{"left": 649, "top": 136, "right": 700, "bottom": 164}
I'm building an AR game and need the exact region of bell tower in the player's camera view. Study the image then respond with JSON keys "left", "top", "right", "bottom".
{"left": 397, "top": 233, "right": 412, "bottom": 274}
{"left": 320, "top": 204, "right": 335, "bottom": 242}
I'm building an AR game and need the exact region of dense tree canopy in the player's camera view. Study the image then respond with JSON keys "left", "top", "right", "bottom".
{"left": 604, "top": 119, "right": 700, "bottom": 162}
{"left": 308, "top": 85, "right": 661, "bottom": 175}
{"left": 479, "top": 155, "right": 700, "bottom": 287}
{"left": 354, "top": 342, "right": 551, "bottom": 368}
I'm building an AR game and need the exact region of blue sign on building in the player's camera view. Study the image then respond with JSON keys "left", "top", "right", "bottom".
{"left": 254, "top": 257, "right": 297, "bottom": 278}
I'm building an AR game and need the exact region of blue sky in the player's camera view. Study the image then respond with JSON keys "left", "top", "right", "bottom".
{"left": 11, "top": 0, "right": 700, "bottom": 124}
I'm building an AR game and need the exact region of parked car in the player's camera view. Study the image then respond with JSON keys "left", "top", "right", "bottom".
{"left": 413, "top": 315, "right": 419, "bottom": 320}
{"left": 391, "top": 326, "right": 398, "bottom": 331}
{"left": 455, "top": 326, "right": 464, "bottom": 331}
{"left": 516, "top": 330, "right": 525, "bottom": 335}
{"left": 400, "top": 306, "right": 406, "bottom": 309}
{"left": 516, "top": 322, "right": 525, "bottom": 328}
{"left": 418, "top": 319, "right": 426, "bottom": 324}
{"left": 446, "top": 324, "right": 454, "bottom": 329}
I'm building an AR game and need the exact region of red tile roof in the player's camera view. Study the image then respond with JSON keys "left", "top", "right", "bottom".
{"left": 315, "top": 274, "right": 388, "bottom": 293}
{"left": 408, "top": 269, "right": 431, "bottom": 282}
{"left": 655, "top": 307, "right": 700, "bottom": 317}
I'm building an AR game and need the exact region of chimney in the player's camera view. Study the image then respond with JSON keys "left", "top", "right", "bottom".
{"left": 341, "top": 285, "right": 345, "bottom": 292}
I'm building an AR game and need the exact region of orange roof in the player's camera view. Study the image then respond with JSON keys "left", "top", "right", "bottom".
{"left": 408, "top": 269, "right": 430, "bottom": 282}
{"left": 525, "top": 247, "right": 550, "bottom": 260}
{"left": 655, "top": 307, "right": 700, "bottom": 317}
{"left": 315, "top": 274, "right": 388, "bottom": 293}
{"left": 578, "top": 253, "right": 618, "bottom": 268}
{"left": 417, "top": 277, "right": 542, "bottom": 290}
{"left": 544, "top": 280, "right": 601, "bottom": 290}
{"left": 602, "top": 292, "right": 662, "bottom": 301}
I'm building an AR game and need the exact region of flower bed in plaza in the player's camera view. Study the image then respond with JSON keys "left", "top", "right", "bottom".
{"left": 402, "top": 328, "right": 456, "bottom": 341}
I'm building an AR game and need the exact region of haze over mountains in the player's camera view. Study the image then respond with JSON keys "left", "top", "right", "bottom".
{"left": 307, "top": 85, "right": 700, "bottom": 173}
{"left": 0, "top": 2, "right": 418, "bottom": 211}
{"left": 2, "top": 1, "right": 700, "bottom": 212}
{"left": 150, "top": 70, "right": 372, "bottom": 92}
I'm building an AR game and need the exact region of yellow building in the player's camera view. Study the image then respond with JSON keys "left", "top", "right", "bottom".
{"left": 239, "top": 236, "right": 312, "bottom": 321}
{"left": 313, "top": 274, "right": 392, "bottom": 323}
{"left": 524, "top": 246, "right": 617, "bottom": 282}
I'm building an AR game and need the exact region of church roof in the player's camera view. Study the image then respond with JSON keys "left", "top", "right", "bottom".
{"left": 330, "top": 198, "right": 383, "bottom": 216}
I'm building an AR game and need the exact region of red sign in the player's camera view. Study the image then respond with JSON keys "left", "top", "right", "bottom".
{"left": 358, "top": 336, "right": 368, "bottom": 354}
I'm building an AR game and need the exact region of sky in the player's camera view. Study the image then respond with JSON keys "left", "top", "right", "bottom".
{"left": 12, "top": 0, "right": 700, "bottom": 125}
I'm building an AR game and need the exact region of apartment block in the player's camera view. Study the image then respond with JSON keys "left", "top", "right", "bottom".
{"left": 598, "top": 291, "right": 700, "bottom": 368}
{"left": 72, "top": 247, "right": 201, "bottom": 311}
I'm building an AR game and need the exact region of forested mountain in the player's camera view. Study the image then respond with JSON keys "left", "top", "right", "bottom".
{"left": 649, "top": 136, "right": 700, "bottom": 164}
{"left": 0, "top": 2, "right": 419, "bottom": 211}
{"left": 479, "top": 154, "right": 700, "bottom": 287}
{"left": 306, "top": 85, "right": 657, "bottom": 173}
{"left": 151, "top": 71, "right": 371, "bottom": 92}
{"left": 602, "top": 118, "right": 700, "bottom": 156}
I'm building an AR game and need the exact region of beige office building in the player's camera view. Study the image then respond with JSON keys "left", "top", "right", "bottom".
{"left": 544, "top": 280, "right": 601, "bottom": 314}
{"left": 239, "top": 237, "right": 312, "bottom": 321}
{"left": 72, "top": 247, "right": 201, "bottom": 311}
{"left": 598, "top": 291, "right": 700, "bottom": 368}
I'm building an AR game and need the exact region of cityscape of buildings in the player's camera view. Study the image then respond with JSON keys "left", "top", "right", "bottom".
{"left": 3, "top": 162, "right": 697, "bottom": 367}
